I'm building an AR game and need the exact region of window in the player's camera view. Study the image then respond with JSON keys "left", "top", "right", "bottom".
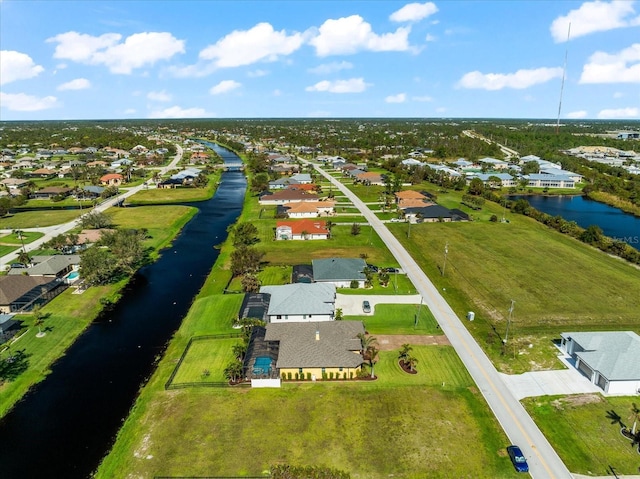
{"left": 299, "top": 368, "right": 303, "bottom": 374}
{"left": 339, "top": 367, "right": 343, "bottom": 372}
{"left": 276, "top": 315, "right": 282, "bottom": 320}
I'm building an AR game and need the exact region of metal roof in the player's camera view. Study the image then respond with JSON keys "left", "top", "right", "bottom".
{"left": 312, "top": 258, "right": 367, "bottom": 282}
{"left": 260, "top": 283, "right": 335, "bottom": 316}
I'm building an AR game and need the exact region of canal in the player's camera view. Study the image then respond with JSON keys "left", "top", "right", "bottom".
{"left": 0, "top": 142, "right": 245, "bottom": 478}
{"left": 513, "top": 194, "right": 640, "bottom": 251}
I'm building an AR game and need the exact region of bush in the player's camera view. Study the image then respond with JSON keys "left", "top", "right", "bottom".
{"left": 306, "top": 372, "right": 312, "bottom": 380}
{"left": 322, "top": 372, "right": 327, "bottom": 380}
{"left": 349, "top": 280, "right": 359, "bottom": 289}
{"left": 287, "top": 372, "right": 292, "bottom": 380}
{"left": 489, "top": 214, "right": 498, "bottom": 222}
{"left": 295, "top": 372, "right": 299, "bottom": 380}
{"left": 350, "top": 372, "right": 353, "bottom": 379}
{"left": 281, "top": 373, "right": 286, "bottom": 381}
{"left": 329, "top": 372, "right": 334, "bottom": 379}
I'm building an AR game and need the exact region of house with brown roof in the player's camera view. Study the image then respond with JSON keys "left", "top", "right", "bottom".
{"left": 0, "top": 178, "right": 29, "bottom": 191}
{"left": 0, "top": 276, "right": 67, "bottom": 313}
{"left": 276, "top": 219, "right": 330, "bottom": 240}
{"left": 259, "top": 190, "right": 319, "bottom": 206}
{"left": 28, "top": 168, "right": 57, "bottom": 178}
{"left": 355, "top": 171, "right": 384, "bottom": 185}
{"left": 32, "top": 187, "right": 72, "bottom": 200}
{"left": 100, "top": 173, "right": 123, "bottom": 187}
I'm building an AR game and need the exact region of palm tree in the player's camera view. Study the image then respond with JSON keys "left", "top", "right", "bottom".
{"left": 606, "top": 410, "right": 625, "bottom": 430}
{"left": 405, "top": 354, "right": 418, "bottom": 372}
{"left": 224, "top": 360, "right": 244, "bottom": 383}
{"left": 367, "top": 345, "right": 379, "bottom": 378}
{"left": 232, "top": 342, "right": 247, "bottom": 361}
{"left": 398, "top": 343, "right": 413, "bottom": 363}
{"left": 357, "top": 333, "right": 377, "bottom": 355}
{"left": 32, "top": 305, "right": 45, "bottom": 338}
{"left": 17, "top": 249, "right": 30, "bottom": 266}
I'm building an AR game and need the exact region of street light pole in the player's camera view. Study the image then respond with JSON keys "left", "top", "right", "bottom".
{"left": 442, "top": 242, "right": 449, "bottom": 276}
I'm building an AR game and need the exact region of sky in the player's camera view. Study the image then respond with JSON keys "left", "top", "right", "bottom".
{"left": 0, "top": 0, "right": 639, "bottom": 121}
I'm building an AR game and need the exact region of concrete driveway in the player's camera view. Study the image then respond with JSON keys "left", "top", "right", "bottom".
{"left": 500, "top": 369, "right": 602, "bottom": 400}
{"left": 335, "top": 293, "right": 422, "bottom": 316}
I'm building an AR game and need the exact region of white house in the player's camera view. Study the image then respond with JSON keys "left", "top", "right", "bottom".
{"left": 525, "top": 174, "right": 575, "bottom": 189}
{"left": 260, "top": 283, "right": 336, "bottom": 323}
{"left": 275, "top": 219, "right": 329, "bottom": 240}
{"left": 560, "top": 331, "right": 640, "bottom": 395}
{"left": 312, "top": 258, "right": 367, "bottom": 288}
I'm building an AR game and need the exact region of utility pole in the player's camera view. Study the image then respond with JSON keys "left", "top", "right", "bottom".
{"left": 504, "top": 299, "right": 515, "bottom": 344}
{"left": 442, "top": 242, "right": 449, "bottom": 276}
{"left": 415, "top": 296, "right": 423, "bottom": 329}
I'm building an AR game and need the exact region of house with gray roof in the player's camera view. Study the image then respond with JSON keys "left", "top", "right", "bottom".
{"left": 560, "top": 331, "right": 640, "bottom": 395}
{"left": 0, "top": 276, "right": 66, "bottom": 313}
{"left": 259, "top": 283, "right": 336, "bottom": 323}
{"left": 312, "top": 257, "right": 367, "bottom": 288}
{"left": 264, "top": 321, "right": 365, "bottom": 378}
{"left": 8, "top": 255, "right": 80, "bottom": 278}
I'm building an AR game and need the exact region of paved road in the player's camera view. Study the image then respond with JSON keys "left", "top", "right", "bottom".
{"left": 311, "top": 161, "right": 574, "bottom": 479}
{"left": 0, "top": 145, "right": 183, "bottom": 270}
{"left": 462, "top": 129, "right": 520, "bottom": 159}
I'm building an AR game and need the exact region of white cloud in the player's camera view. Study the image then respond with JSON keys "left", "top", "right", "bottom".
{"left": 273, "top": 89, "right": 282, "bottom": 96}
{"left": 57, "top": 78, "right": 91, "bottom": 91}
{"left": 308, "top": 61, "right": 353, "bottom": 74}
{"left": 210, "top": 80, "right": 241, "bottom": 95}
{"left": 390, "top": 2, "right": 438, "bottom": 22}
{"left": 0, "top": 92, "right": 58, "bottom": 111}
{"left": 305, "top": 78, "right": 371, "bottom": 93}
{"left": 412, "top": 95, "right": 433, "bottom": 102}
{"left": 47, "top": 31, "right": 185, "bottom": 74}
{"left": 425, "top": 34, "right": 437, "bottom": 42}
{"left": 579, "top": 43, "right": 640, "bottom": 83}
{"left": 309, "top": 15, "right": 411, "bottom": 56}
{"left": 385, "top": 93, "right": 406, "bottom": 103}
{"left": 597, "top": 107, "right": 639, "bottom": 118}
{"left": 457, "top": 67, "right": 563, "bottom": 90}
{"left": 613, "top": 91, "right": 624, "bottom": 98}
{"left": 566, "top": 110, "right": 588, "bottom": 118}
{"left": 0, "top": 51, "right": 44, "bottom": 85}
{"left": 550, "top": 1, "right": 640, "bottom": 43}
{"left": 199, "top": 23, "right": 304, "bottom": 68}
{"left": 147, "top": 90, "right": 172, "bottom": 102}
{"left": 148, "top": 105, "right": 211, "bottom": 119}
{"left": 248, "top": 69, "right": 268, "bottom": 77}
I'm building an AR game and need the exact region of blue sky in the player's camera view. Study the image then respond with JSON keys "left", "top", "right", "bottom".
{"left": 1, "top": 0, "right": 638, "bottom": 120}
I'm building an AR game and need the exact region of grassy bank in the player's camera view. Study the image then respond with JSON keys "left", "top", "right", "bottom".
{"left": 586, "top": 190, "right": 640, "bottom": 218}
{"left": 0, "top": 205, "right": 198, "bottom": 418}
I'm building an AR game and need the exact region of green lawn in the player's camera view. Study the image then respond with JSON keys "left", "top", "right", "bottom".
{"left": 171, "top": 337, "right": 237, "bottom": 384}
{"left": 0, "top": 209, "right": 83, "bottom": 228}
{"left": 346, "top": 303, "right": 441, "bottom": 335}
{"left": 127, "top": 173, "right": 220, "bottom": 205}
{"left": 0, "top": 231, "right": 44, "bottom": 245}
{"left": 523, "top": 394, "right": 640, "bottom": 475}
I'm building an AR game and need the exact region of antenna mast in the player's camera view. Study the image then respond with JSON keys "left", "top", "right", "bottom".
{"left": 555, "top": 22, "right": 571, "bottom": 134}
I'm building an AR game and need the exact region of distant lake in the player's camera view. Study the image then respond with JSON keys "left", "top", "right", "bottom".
{"left": 511, "top": 195, "right": 640, "bottom": 251}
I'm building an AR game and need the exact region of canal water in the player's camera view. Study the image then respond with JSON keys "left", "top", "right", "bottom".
{"left": 0, "top": 142, "right": 245, "bottom": 478}
{"left": 513, "top": 195, "right": 640, "bottom": 251}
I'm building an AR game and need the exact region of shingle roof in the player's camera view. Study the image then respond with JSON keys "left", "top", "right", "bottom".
{"left": 0, "top": 276, "right": 58, "bottom": 305}
{"left": 8, "top": 255, "right": 79, "bottom": 276}
{"left": 260, "top": 283, "right": 335, "bottom": 316}
{"left": 312, "top": 258, "right": 366, "bottom": 282}
{"left": 276, "top": 219, "right": 329, "bottom": 235}
{"left": 265, "top": 321, "right": 365, "bottom": 368}
{"left": 562, "top": 331, "right": 640, "bottom": 381}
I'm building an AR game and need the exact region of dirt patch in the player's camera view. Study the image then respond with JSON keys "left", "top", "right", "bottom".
{"left": 562, "top": 393, "right": 603, "bottom": 407}
{"left": 375, "top": 334, "right": 450, "bottom": 351}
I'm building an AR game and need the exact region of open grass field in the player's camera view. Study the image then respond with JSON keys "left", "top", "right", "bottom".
{"left": 0, "top": 283, "right": 122, "bottom": 417}
{"left": 523, "top": 394, "right": 640, "bottom": 475}
{"left": 0, "top": 209, "right": 82, "bottom": 228}
{"left": 127, "top": 173, "right": 220, "bottom": 205}
{"left": 107, "top": 205, "right": 197, "bottom": 252}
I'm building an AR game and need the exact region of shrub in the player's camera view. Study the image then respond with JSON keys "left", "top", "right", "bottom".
{"left": 281, "top": 373, "right": 286, "bottom": 381}
{"left": 349, "top": 280, "right": 359, "bottom": 289}
{"left": 329, "top": 372, "right": 334, "bottom": 379}
{"left": 322, "top": 372, "right": 327, "bottom": 380}
{"left": 287, "top": 372, "right": 292, "bottom": 380}
{"left": 295, "top": 372, "right": 299, "bottom": 380}
{"left": 306, "top": 372, "right": 312, "bottom": 380}
{"left": 350, "top": 372, "right": 353, "bottom": 379}
{"left": 489, "top": 214, "right": 498, "bottom": 222}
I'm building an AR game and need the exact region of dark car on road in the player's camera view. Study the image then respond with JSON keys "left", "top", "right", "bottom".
{"left": 506, "top": 445, "right": 529, "bottom": 472}
{"left": 362, "top": 301, "right": 371, "bottom": 313}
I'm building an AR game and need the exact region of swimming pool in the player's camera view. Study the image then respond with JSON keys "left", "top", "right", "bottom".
{"left": 67, "top": 271, "right": 79, "bottom": 280}
{"left": 252, "top": 356, "right": 272, "bottom": 375}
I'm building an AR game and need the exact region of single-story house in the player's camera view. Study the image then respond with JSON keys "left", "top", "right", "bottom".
{"left": 28, "top": 168, "right": 57, "bottom": 178}
{"left": 540, "top": 168, "right": 583, "bottom": 183}
{"left": 289, "top": 173, "right": 312, "bottom": 184}
{"left": 560, "top": 331, "right": 640, "bottom": 395}
{"left": 276, "top": 219, "right": 329, "bottom": 240}
{"left": 0, "top": 178, "right": 29, "bottom": 191}
{"left": 260, "top": 283, "right": 336, "bottom": 323}
{"left": 100, "top": 173, "right": 123, "bottom": 187}
{"left": 8, "top": 255, "right": 80, "bottom": 278}
{"left": 31, "top": 187, "right": 73, "bottom": 200}
{"left": 259, "top": 190, "right": 319, "bottom": 206}
{"left": 264, "top": 321, "right": 365, "bottom": 379}
{"left": 0, "top": 276, "right": 66, "bottom": 313}
{"left": 402, "top": 158, "right": 426, "bottom": 167}
{"left": 269, "top": 177, "right": 301, "bottom": 189}
{"left": 403, "top": 204, "right": 455, "bottom": 223}
{"left": 394, "top": 190, "right": 427, "bottom": 204}
{"left": 355, "top": 171, "right": 385, "bottom": 185}
{"left": 283, "top": 200, "right": 335, "bottom": 218}
{"left": 80, "top": 185, "right": 105, "bottom": 198}
{"left": 312, "top": 257, "right": 367, "bottom": 288}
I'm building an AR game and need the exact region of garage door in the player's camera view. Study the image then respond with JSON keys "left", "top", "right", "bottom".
{"left": 578, "top": 360, "right": 593, "bottom": 380}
